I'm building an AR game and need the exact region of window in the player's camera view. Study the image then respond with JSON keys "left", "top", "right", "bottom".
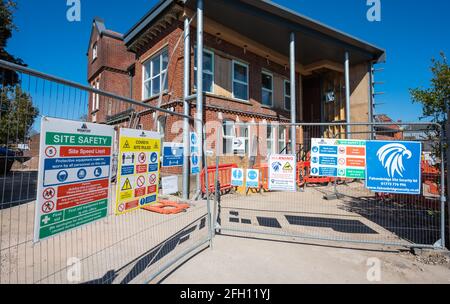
{"left": 266, "top": 125, "right": 274, "bottom": 155}
{"left": 157, "top": 116, "right": 166, "bottom": 141}
{"left": 232, "top": 61, "right": 249, "bottom": 101}
{"left": 92, "top": 79, "right": 100, "bottom": 112}
{"left": 92, "top": 43, "right": 98, "bottom": 61}
{"left": 222, "top": 120, "right": 235, "bottom": 154}
{"left": 284, "top": 80, "right": 291, "bottom": 110}
{"left": 238, "top": 124, "right": 250, "bottom": 155}
{"left": 143, "top": 48, "right": 168, "bottom": 99}
{"left": 194, "top": 48, "right": 214, "bottom": 93}
{"left": 278, "top": 126, "right": 287, "bottom": 154}
{"left": 261, "top": 71, "right": 273, "bottom": 106}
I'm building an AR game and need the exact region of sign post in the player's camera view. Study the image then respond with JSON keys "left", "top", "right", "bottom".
{"left": 116, "top": 128, "right": 161, "bottom": 215}
{"left": 34, "top": 117, "right": 114, "bottom": 242}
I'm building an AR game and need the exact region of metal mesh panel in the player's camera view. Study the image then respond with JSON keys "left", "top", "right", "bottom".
{"left": 0, "top": 61, "right": 212, "bottom": 284}
{"left": 213, "top": 122, "right": 445, "bottom": 249}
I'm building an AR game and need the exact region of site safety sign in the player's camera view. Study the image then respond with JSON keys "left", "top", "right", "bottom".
{"left": 231, "top": 168, "right": 244, "bottom": 187}
{"left": 310, "top": 138, "right": 366, "bottom": 179}
{"left": 268, "top": 154, "right": 297, "bottom": 192}
{"left": 366, "top": 140, "right": 422, "bottom": 194}
{"left": 190, "top": 132, "right": 200, "bottom": 175}
{"left": 116, "top": 128, "right": 161, "bottom": 215}
{"left": 34, "top": 117, "right": 114, "bottom": 242}
{"left": 246, "top": 169, "right": 259, "bottom": 188}
{"left": 162, "top": 142, "right": 184, "bottom": 167}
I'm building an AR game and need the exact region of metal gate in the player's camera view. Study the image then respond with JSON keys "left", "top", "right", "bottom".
{"left": 0, "top": 60, "right": 213, "bottom": 284}
{"left": 212, "top": 122, "right": 446, "bottom": 249}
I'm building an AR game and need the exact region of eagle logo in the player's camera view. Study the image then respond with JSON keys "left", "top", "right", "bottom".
{"left": 376, "top": 143, "right": 412, "bottom": 178}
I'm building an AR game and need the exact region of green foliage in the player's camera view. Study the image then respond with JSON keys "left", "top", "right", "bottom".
{"left": 0, "top": 0, "right": 25, "bottom": 86}
{"left": 410, "top": 52, "right": 450, "bottom": 125}
{"left": 0, "top": 86, "right": 39, "bottom": 146}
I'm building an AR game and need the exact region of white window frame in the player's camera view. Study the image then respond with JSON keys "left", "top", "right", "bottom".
{"left": 92, "top": 79, "right": 100, "bottom": 112}
{"left": 278, "top": 125, "right": 287, "bottom": 154}
{"left": 92, "top": 42, "right": 98, "bottom": 61}
{"left": 284, "top": 79, "right": 291, "bottom": 111}
{"left": 266, "top": 124, "right": 275, "bottom": 155}
{"left": 194, "top": 48, "right": 215, "bottom": 94}
{"left": 232, "top": 60, "right": 249, "bottom": 101}
{"left": 222, "top": 120, "right": 236, "bottom": 155}
{"left": 142, "top": 48, "right": 168, "bottom": 100}
{"left": 238, "top": 123, "right": 250, "bottom": 156}
{"left": 261, "top": 70, "right": 273, "bottom": 107}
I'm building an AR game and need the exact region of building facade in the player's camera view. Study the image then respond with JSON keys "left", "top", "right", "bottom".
{"left": 87, "top": 0, "right": 385, "bottom": 169}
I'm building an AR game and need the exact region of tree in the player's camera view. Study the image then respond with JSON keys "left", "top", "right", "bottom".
{"left": 410, "top": 52, "right": 450, "bottom": 158}
{"left": 0, "top": 0, "right": 25, "bottom": 86}
{"left": 410, "top": 52, "right": 450, "bottom": 125}
{"left": 0, "top": 86, "right": 39, "bottom": 145}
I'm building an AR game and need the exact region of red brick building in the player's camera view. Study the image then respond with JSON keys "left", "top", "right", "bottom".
{"left": 87, "top": 0, "right": 385, "bottom": 168}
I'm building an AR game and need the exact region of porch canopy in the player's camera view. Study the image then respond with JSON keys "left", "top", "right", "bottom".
{"left": 124, "top": 0, "right": 385, "bottom": 66}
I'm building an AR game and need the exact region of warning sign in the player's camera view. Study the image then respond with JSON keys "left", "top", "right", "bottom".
{"left": 268, "top": 154, "right": 297, "bottom": 192}
{"left": 34, "top": 117, "right": 113, "bottom": 242}
{"left": 121, "top": 178, "right": 133, "bottom": 191}
{"left": 115, "top": 128, "right": 161, "bottom": 215}
{"left": 310, "top": 138, "right": 366, "bottom": 179}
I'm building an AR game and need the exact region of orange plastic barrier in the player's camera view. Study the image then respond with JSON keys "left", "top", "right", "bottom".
{"left": 141, "top": 200, "right": 190, "bottom": 215}
{"left": 297, "top": 161, "right": 333, "bottom": 187}
{"left": 254, "top": 164, "right": 269, "bottom": 191}
{"left": 200, "top": 164, "right": 238, "bottom": 194}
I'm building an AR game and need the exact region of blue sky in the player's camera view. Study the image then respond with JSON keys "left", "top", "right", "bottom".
{"left": 6, "top": 0, "right": 450, "bottom": 122}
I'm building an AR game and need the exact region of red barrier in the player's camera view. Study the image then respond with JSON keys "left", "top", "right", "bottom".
{"left": 200, "top": 164, "right": 238, "bottom": 194}
{"left": 254, "top": 164, "right": 269, "bottom": 191}
{"left": 297, "top": 161, "right": 333, "bottom": 187}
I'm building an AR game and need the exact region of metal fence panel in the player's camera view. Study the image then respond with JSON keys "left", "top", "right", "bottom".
{"left": 0, "top": 60, "right": 212, "bottom": 284}
{"left": 213, "top": 122, "right": 446, "bottom": 249}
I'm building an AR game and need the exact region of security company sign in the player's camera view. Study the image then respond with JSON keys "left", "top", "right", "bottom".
{"left": 246, "top": 169, "right": 259, "bottom": 188}
{"left": 366, "top": 141, "right": 422, "bottom": 194}
{"left": 231, "top": 168, "right": 244, "bottom": 187}
{"left": 34, "top": 117, "right": 114, "bottom": 242}
{"left": 162, "top": 142, "right": 184, "bottom": 167}
{"left": 269, "top": 154, "right": 297, "bottom": 191}
{"left": 116, "top": 128, "right": 161, "bottom": 215}
{"left": 190, "top": 132, "right": 200, "bottom": 175}
{"left": 310, "top": 138, "right": 366, "bottom": 179}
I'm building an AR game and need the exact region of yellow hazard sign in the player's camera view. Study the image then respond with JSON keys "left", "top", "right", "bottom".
{"left": 115, "top": 128, "right": 161, "bottom": 215}
{"left": 121, "top": 178, "right": 132, "bottom": 191}
{"left": 283, "top": 162, "right": 293, "bottom": 171}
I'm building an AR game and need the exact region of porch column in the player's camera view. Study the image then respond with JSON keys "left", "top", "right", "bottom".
{"left": 289, "top": 32, "right": 296, "bottom": 154}
{"left": 182, "top": 17, "right": 190, "bottom": 199}
{"left": 345, "top": 51, "right": 351, "bottom": 138}
{"left": 196, "top": 0, "right": 204, "bottom": 194}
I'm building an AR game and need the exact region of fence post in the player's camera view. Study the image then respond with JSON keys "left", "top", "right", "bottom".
{"left": 446, "top": 111, "right": 450, "bottom": 249}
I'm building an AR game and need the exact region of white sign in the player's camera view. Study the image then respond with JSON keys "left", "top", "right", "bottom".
{"left": 246, "top": 169, "right": 259, "bottom": 188}
{"left": 231, "top": 168, "right": 244, "bottom": 187}
{"left": 161, "top": 175, "right": 179, "bottom": 195}
{"left": 35, "top": 117, "right": 114, "bottom": 242}
{"left": 268, "top": 154, "right": 296, "bottom": 192}
{"left": 232, "top": 137, "right": 246, "bottom": 153}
